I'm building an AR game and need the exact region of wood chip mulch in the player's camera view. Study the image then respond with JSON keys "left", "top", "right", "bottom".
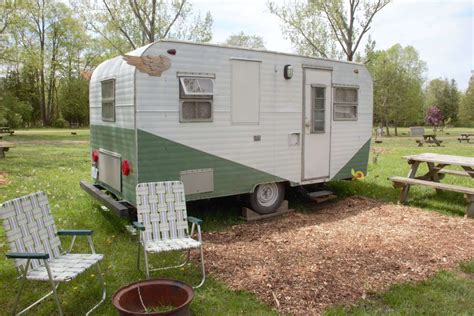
{"left": 0, "top": 172, "right": 9, "bottom": 186}
{"left": 203, "top": 197, "right": 474, "bottom": 315}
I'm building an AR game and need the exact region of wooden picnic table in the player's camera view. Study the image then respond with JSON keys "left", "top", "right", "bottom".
{"left": 0, "top": 127, "right": 14, "bottom": 135}
{"left": 416, "top": 134, "right": 442, "bottom": 147}
{"left": 389, "top": 153, "right": 474, "bottom": 217}
{"left": 458, "top": 133, "right": 471, "bottom": 143}
{"left": 0, "top": 141, "right": 14, "bottom": 158}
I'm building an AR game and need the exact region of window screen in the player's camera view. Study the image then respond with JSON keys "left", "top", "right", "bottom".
{"left": 180, "top": 77, "right": 213, "bottom": 96}
{"left": 334, "top": 87, "right": 358, "bottom": 120}
{"left": 181, "top": 101, "right": 212, "bottom": 121}
{"left": 312, "top": 86, "right": 325, "bottom": 133}
{"left": 179, "top": 76, "right": 214, "bottom": 122}
{"left": 101, "top": 79, "right": 115, "bottom": 122}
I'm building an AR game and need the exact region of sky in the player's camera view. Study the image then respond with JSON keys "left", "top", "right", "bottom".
{"left": 193, "top": 0, "right": 474, "bottom": 90}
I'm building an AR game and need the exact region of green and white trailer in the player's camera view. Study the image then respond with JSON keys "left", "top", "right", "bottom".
{"left": 82, "top": 40, "right": 373, "bottom": 215}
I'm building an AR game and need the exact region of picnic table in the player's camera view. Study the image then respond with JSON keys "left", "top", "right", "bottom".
{"left": 0, "top": 127, "right": 15, "bottom": 135}
{"left": 389, "top": 153, "right": 474, "bottom": 217}
{"left": 0, "top": 141, "right": 14, "bottom": 158}
{"left": 416, "top": 134, "right": 442, "bottom": 147}
{"left": 458, "top": 133, "right": 471, "bottom": 143}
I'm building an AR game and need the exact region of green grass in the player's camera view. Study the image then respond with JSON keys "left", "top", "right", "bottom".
{"left": 325, "top": 270, "right": 474, "bottom": 315}
{"left": 329, "top": 128, "right": 474, "bottom": 216}
{"left": 1, "top": 128, "right": 473, "bottom": 315}
{"left": 0, "top": 130, "right": 276, "bottom": 315}
{"left": 1, "top": 128, "right": 90, "bottom": 142}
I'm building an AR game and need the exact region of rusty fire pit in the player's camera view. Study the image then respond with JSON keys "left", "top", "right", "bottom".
{"left": 112, "top": 279, "right": 194, "bottom": 316}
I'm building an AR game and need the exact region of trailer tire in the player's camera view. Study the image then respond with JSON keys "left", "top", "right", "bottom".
{"left": 249, "top": 182, "right": 285, "bottom": 214}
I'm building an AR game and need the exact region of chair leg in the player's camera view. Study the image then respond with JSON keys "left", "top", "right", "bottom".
{"left": 137, "top": 239, "right": 141, "bottom": 271}
{"left": 193, "top": 245, "right": 206, "bottom": 289}
{"left": 12, "top": 259, "right": 30, "bottom": 315}
{"left": 143, "top": 248, "right": 150, "bottom": 279}
{"left": 85, "top": 262, "right": 107, "bottom": 316}
{"left": 44, "top": 260, "right": 63, "bottom": 316}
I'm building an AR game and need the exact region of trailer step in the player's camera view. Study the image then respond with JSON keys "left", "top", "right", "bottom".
{"left": 307, "top": 190, "right": 337, "bottom": 203}
{"left": 80, "top": 180, "right": 135, "bottom": 219}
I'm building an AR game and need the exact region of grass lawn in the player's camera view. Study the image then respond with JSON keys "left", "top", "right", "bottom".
{"left": 0, "top": 128, "right": 473, "bottom": 315}
{"left": 0, "top": 129, "right": 276, "bottom": 315}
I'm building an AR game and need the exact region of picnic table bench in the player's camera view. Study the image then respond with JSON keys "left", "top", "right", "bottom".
{"left": 458, "top": 133, "right": 471, "bottom": 143}
{"left": 0, "top": 127, "right": 15, "bottom": 135}
{"left": 0, "top": 141, "right": 14, "bottom": 158}
{"left": 416, "top": 134, "right": 442, "bottom": 147}
{"left": 389, "top": 153, "right": 474, "bottom": 217}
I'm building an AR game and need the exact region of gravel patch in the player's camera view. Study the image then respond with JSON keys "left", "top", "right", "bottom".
{"left": 204, "top": 196, "right": 474, "bottom": 315}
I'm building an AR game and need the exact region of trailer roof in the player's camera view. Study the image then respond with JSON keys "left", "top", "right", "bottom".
{"left": 141, "top": 39, "right": 365, "bottom": 67}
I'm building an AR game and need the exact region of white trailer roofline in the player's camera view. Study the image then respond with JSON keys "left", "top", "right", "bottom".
{"left": 140, "top": 39, "right": 365, "bottom": 67}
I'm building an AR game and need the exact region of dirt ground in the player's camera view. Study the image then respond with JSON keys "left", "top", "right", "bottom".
{"left": 203, "top": 197, "right": 474, "bottom": 315}
{"left": 0, "top": 172, "right": 8, "bottom": 186}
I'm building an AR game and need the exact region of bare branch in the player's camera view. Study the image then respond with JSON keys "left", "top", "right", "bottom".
{"left": 162, "top": 0, "right": 186, "bottom": 39}
{"left": 353, "top": 0, "right": 391, "bottom": 54}
{"left": 129, "top": 0, "right": 151, "bottom": 42}
{"left": 102, "top": 0, "right": 136, "bottom": 49}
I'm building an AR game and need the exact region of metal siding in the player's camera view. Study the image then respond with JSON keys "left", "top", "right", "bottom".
{"left": 137, "top": 129, "right": 283, "bottom": 201}
{"left": 90, "top": 125, "right": 137, "bottom": 204}
{"left": 90, "top": 41, "right": 373, "bottom": 202}
{"left": 330, "top": 66, "right": 373, "bottom": 178}
{"left": 135, "top": 41, "right": 372, "bottom": 183}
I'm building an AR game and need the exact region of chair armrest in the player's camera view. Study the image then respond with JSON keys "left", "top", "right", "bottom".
{"left": 6, "top": 252, "right": 49, "bottom": 260}
{"left": 133, "top": 221, "right": 145, "bottom": 231}
{"left": 187, "top": 216, "right": 203, "bottom": 225}
{"left": 57, "top": 229, "right": 93, "bottom": 236}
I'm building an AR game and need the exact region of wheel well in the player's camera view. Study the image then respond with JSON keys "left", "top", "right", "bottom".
{"left": 249, "top": 181, "right": 289, "bottom": 194}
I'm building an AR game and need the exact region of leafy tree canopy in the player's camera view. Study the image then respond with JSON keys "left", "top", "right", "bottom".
{"left": 224, "top": 31, "right": 266, "bottom": 50}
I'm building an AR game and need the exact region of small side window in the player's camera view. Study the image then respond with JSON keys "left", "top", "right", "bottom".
{"left": 179, "top": 76, "right": 214, "bottom": 122}
{"left": 101, "top": 79, "right": 115, "bottom": 122}
{"left": 334, "top": 87, "right": 358, "bottom": 120}
{"left": 312, "top": 86, "right": 325, "bottom": 133}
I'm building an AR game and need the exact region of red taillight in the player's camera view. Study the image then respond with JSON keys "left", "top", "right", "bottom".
{"left": 92, "top": 150, "right": 99, "bottom": 163}
{"left": 122, "top": 160, "right": 130, "bottom": 176}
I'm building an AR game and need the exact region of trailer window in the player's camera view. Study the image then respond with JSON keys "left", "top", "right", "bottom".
{"left": 311, "top": 86, "right": 325, "bottom": 133}
{"left": 179, "top": 76, "right": 213, "bottom": 122}
{"left": 101, "top": 79, "right": 115, "bottom": 122}
{"left": 180, "top": 77, "right": 213, "bottom": 96}
{"left": 334, "top": 87, "right": 358, "bottom": 120}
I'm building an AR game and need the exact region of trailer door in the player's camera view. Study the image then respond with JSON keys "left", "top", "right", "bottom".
{"left": 302, "top": 68, "right": 332, "bottom": 181}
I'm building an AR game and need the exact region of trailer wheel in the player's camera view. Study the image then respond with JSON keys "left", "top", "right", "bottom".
{"left": 249, "top": 182, "right": 285, "bottom": 214}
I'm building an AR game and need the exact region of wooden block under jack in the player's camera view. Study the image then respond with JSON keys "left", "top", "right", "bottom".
{"left": 241, "top": 200, "right": 294, "bottom": 222}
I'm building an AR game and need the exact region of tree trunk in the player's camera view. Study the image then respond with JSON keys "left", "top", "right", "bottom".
{"left": 394, "top": 125, "right": 398, "bottom": 136}
{"left": 384, "top": 121, "right": 390, "bottom": 136}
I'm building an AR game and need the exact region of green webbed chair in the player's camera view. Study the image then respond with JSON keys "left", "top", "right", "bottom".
{"left": 134, "top": 181, "right": 205, "bottom": 288}
{"left": 1, "top": 192, "right": 106, "bottom": 315}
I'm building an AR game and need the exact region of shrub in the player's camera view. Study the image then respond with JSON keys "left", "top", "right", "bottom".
{"left": 52, "top": 117, "right": 67, "bottom": 128}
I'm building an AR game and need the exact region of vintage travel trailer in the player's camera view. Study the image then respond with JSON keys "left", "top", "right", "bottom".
{"left": 81, "top": 40, "right": 373, "bottom": 215}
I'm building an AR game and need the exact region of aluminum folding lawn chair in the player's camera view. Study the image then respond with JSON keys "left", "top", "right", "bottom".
{"left": 0, "top": 192, "right": 106, "bottom": 315}
{"left": 133, "top": 181, "right": 205, "bottom": 288}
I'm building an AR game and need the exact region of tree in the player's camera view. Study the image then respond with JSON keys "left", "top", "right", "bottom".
{"left": 268, "top": 0, "right": 391, "bottom": 61}
{"left": 74, "top": 0, "right": 213, "bottom": 54}
{"left": 224, "top": 31, "right": 266, "bottom": 49}
{"left": 425, "top": 106, "right": 443, "bottom": 131}
{"left": 425, "top": 78, "right": 460, "bottom": 125}
{"left": 3, "top": 1, "right": 97, "bottom": 126}
{"left": 459, "top": 72, "right": 474, "bottom": 127}
{"left": 367, "top": 44, "right": 426, "bottom": 135}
